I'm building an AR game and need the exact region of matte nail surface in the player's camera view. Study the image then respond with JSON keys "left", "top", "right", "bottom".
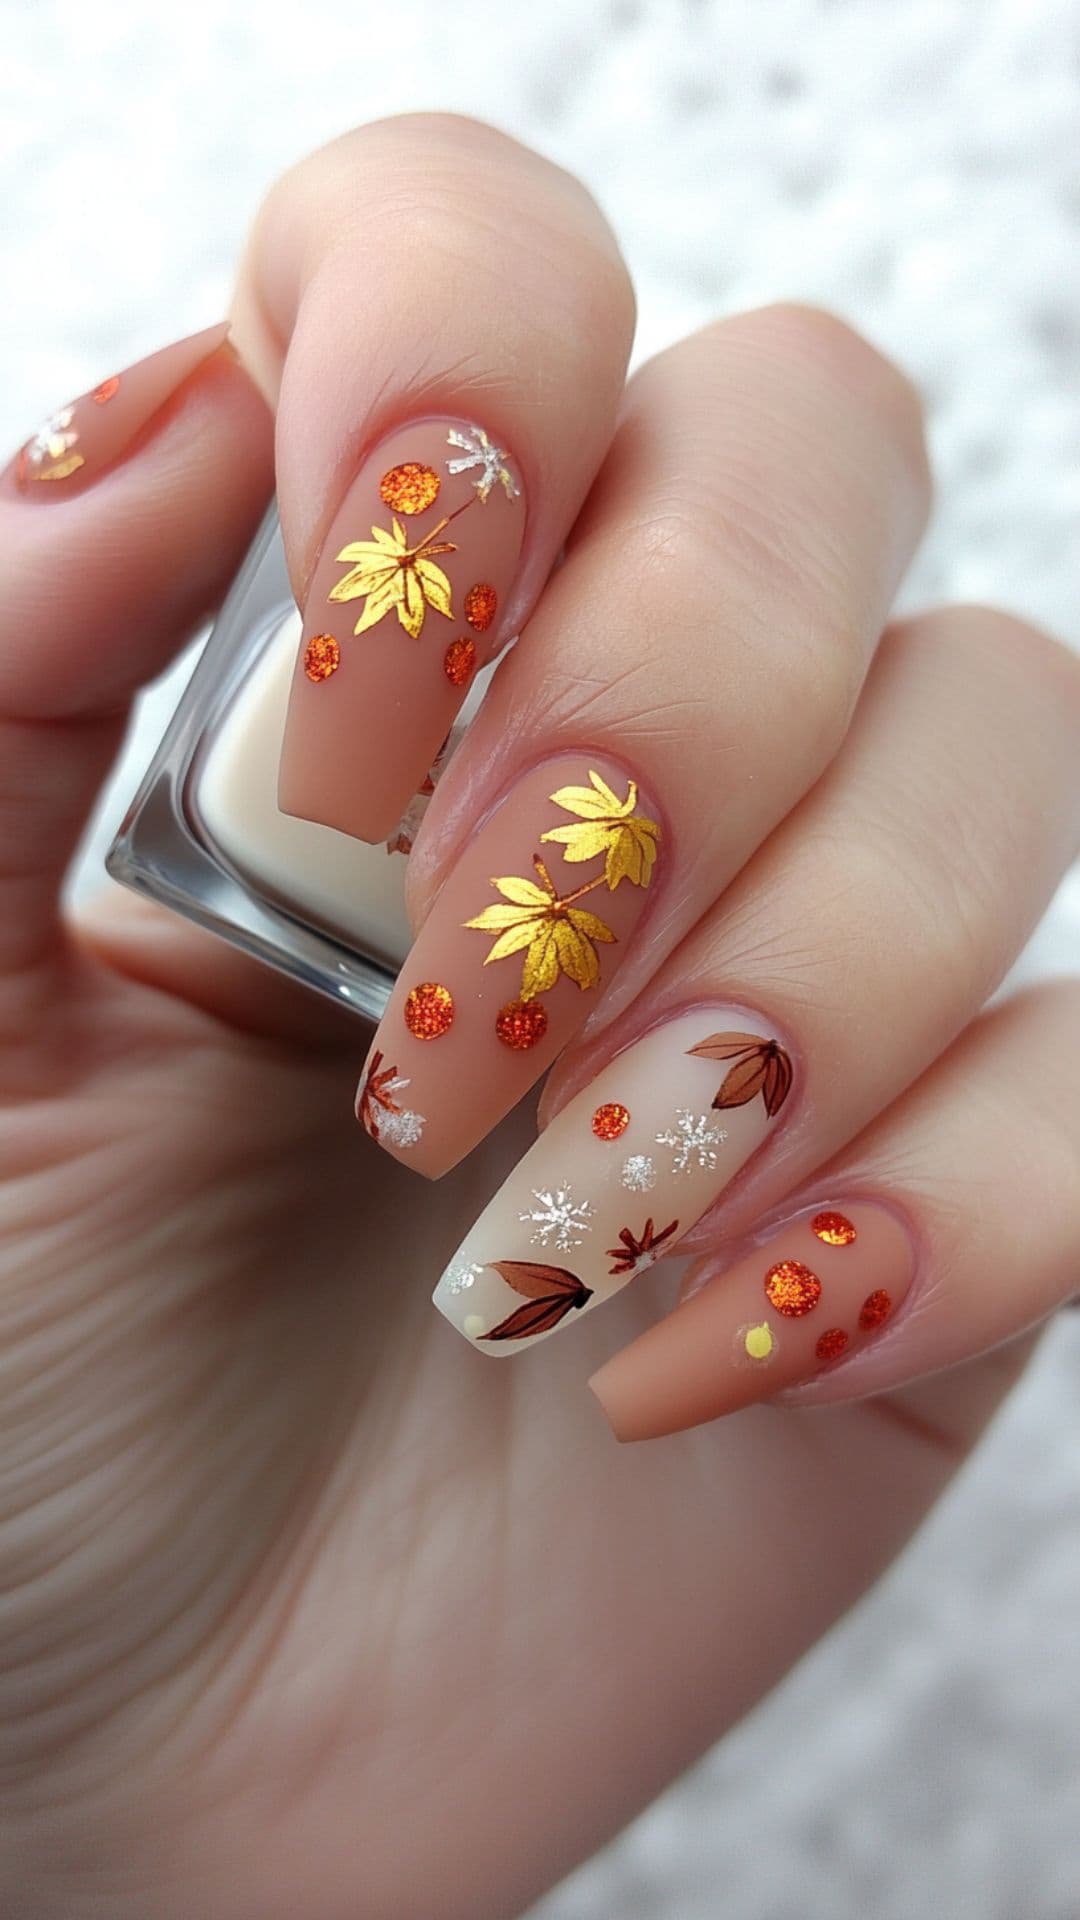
{"left": 590, "top": 1201, "right": 915, "bottom": 1439}
{"left": 431, "top": 1009, "right": 793, "bottom": 1349}
{"left": 278, "top": 418, "right": 526, "bottom": 845}
{"left": 11, "top": 322, "right": 231, "bottom": 497}
{"left": 358, "top": 758, "right": 663, "bottom": 1176}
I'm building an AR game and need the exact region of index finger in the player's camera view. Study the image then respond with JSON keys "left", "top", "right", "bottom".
{"left": 230, "top": 114, "right": 636, "bottom": 842}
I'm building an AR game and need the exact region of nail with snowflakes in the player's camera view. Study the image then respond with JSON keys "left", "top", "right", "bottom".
{"left": 432, "top": 1009, "right": 794, "bottom": 1354}
{"left": 278, "top": 416, "right": 526, "bottom": 847}
{"left": 9, "top": 322, "right": 233, "bottom": 499}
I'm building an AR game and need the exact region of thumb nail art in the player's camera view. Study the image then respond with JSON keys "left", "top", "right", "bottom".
{"left": 10, "top": 322, "right": 231, "bottom": 497}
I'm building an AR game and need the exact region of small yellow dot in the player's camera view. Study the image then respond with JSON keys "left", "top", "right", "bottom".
{"left": 464, "top": 1314, "right": 486, "bottom": 1339}
{"left": 744, "top": 1322, "right": 775, "bottom": 1361}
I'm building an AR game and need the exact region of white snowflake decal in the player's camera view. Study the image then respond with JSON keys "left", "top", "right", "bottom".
{"left": 519, "top": 1183, "right": 595, "bottom": 1250}
{"left": 444, "top": 1259, "right": 485, "bottom": 1296}
{"left": 26, "top": 404, "right": 78, "bottom": 469}
{"left": 620, "top": 1154, "right": 657, "bottom": 1193}
{"left": 377, "top": 1101, "right": 426, "bottom": 1150}
{"left": 446, "top": 423, "right": 520, "bottom": 503}
{"left": 655, "top": 1110, "right": 729, "bottom": 1176}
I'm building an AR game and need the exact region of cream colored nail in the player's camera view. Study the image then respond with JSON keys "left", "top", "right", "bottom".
{"left": 433, "top": 1009, "right": 794, "bottom": 1353}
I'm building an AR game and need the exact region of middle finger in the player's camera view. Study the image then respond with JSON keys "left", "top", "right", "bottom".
{"left": 362, "top": 303, "right": 930, "bottom": 1174}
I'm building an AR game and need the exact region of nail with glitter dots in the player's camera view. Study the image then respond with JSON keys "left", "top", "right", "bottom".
{"left": 589, "top": 1201, "right": 916, "bottom": 1439}
{"left": 431, "top": 1008, "right": 791, "bottom": 1352}
{"left": 357, "top": 755, "right": 662, "bottom": 1176}
{"left": 278, "top": 417, "right": 527, "bottom": 846}
{"left": 9, "top": 321, "right": 232, "bottom": 500}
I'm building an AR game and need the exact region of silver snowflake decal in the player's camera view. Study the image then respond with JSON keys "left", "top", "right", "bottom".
{"left": 621, "top": 1153, "right": 657, "bottom": 1193}
{"left": 519, "top": 1183, "right": 595, "bottom": 1250}
{"left": 377, "top": 1100, "right": 426, "bottom": 1150}
{"left": 26, "top": 404, "right": 78, "bottom": 469}
{"left": 444, "top": 1259, "right": 485, "bottom": 1296}
{"left": 655, "top": 1110, "right": 728, "bottom": 1176}
{"left": 446, "top": 423, "right": 520, "bottom": 503}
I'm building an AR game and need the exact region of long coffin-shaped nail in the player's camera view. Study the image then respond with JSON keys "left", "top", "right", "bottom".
{"left": 278, "top": 418, "right": 527, "bottom": 845}
{"left": 431, "top": 1008, "right": 794, "bottom": 1349}
{"left": 10, "top": 322, "right": 231, "bottom": 498}
{"left": 357, "top": 756, "right": 663, "bottom": 1176}
{"left": 589, "top": 1201, "right": 916, "bottom": 1438}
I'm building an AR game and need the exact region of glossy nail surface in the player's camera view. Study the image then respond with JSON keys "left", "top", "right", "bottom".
{"left": 11, "top": 322, "right": 231, "bottom": 497}
{"left": 278, "top": 418, "right": 526, "bottom": 845}
{"left": 431, "top": 1008, "right": 793, "bottom": 1349}
{"left": 358, "top": 758, "right": 663, "bottom": 1176}
{"left": 590, "top": 1201, "right": 915, "bottom": 1438}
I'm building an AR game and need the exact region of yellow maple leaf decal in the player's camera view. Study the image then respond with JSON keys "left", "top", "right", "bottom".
{"left": 328, "top": 515, "right": 456, "bottom": 640}
{"left": 540, "top": 769, "right": 661, "bottom": 890}
{"left": 464, "top": 858, "right": 617, "bottom": 1002}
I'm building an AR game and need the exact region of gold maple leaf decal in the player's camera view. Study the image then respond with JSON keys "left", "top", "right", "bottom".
{"left": 540, "top": 769, "right": 661, "bottom": 890}
{"left": 328, "top": 514, "right": 456, "bottom": 640}
{"left": 465, "top": 855, "right": 617, "bottom": 1002}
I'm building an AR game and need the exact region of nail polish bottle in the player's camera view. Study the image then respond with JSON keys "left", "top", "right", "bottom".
{"left": 107, "top": 505, "right": 484, "bottom": 1020}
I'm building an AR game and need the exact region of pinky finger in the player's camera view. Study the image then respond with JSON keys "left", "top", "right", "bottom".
{"left": 590, "top": 980, "right": 1080, "bottom": 1440}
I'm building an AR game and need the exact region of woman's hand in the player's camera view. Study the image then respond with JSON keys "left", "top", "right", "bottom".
{"left": 1, "top": 117, "right": 1077, "bottom": 1920}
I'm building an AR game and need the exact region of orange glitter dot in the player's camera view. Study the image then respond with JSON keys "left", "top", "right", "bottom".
{"left": 764, "top": 1258, "right": 822, "bottom": 1318}
{"left": 464, "top": 582, "right": 498, "bottom": 632}
{"left": 92, "top": 375, "right": 120, "bottom": 405}
{"left": 495, "top": 999, "right": 548, "bottom": 1050}
{"left": 815, "top": 1327, "right": 850, "bottom": 1362}
{"left": 404, "top": 982, "right": 454, "bottom": 1040}
{"left": 379, "top": 462, "right": 441, "bottom": 515}
{"left": 812, "top": 1210, "right": 857, "bottom": 1247}
{"left": 858, "top": 1289, "right": 893, "bottom": 1330}
{"left": 303, "top": 634, "right": 341, "bottom": 682}
{"left": 592, "top": 1102, "right": 630, "bottom": 1141}
{"left": 443, "top": 637, "right": 477, "bottom": 686}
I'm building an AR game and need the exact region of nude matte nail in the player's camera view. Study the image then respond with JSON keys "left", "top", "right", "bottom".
{"left": 11, "top": 322, "right": 231, "bottom": 498}
{"left": 430, "top": 1008, "right": 794, "bottom": 1348}
{"left": 357, "top": 757, "right": 663, "bottom": 1176}
{"left": 589, "top": 1201, "right": 916, "bottom": 1439}
{"left": 278, "top": 418, "right": 527, "bottom": 845}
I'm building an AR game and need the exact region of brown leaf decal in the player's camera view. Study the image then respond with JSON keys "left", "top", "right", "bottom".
{"left": 606, "top": 1217, "right": 680, "bottom": 1276}
{"left": 761, "top": 1045, "right": 793, "bottom": 1117}
{"left": 481, "top": 1261, "right": 593, "bottom": 1341}
{"left": 687, "top": 1032, "right": 794, "bottom": 1118}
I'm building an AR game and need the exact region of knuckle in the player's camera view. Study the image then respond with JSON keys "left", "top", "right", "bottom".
{"left": 749, "top": 303, "right": 927, "bottom": 457}
{"left": 256, "top": 118, "right": 632, "bottom": 379}
{"left": 618, "top": 491, "right": 864, "bottom": 749}
{"left": 264, "top": 113, "right": 624, "bottom": 280}
{"left": 938, "top": 604, "right": 1080, "bottom": 707}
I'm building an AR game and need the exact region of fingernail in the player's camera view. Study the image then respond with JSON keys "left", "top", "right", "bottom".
{"left": 278, "top": 418, "right": 527, "bottom": 845}
{"left": 357, "top": 757, "right": 663, "bottom": 1175}
{"left": 590, "top": 1201, "right": 916, "bottom": 1439}
{"left": 10, "top": 322, "right": 231, "bottom": 497}
{"left": 430, "top": 1007, "right": 793, "bottom": 1347}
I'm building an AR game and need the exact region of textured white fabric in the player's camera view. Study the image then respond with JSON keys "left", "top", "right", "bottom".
{"left": 2, "top": 4, "right": 1078, "bottom": 1915}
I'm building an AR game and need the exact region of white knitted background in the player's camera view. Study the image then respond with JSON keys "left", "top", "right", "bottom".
{"left": 2, "top": 4, "right": 1078, "bottom": 1916}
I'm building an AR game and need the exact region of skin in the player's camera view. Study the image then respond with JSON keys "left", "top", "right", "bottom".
{"left": 0, "top": 117, "right": 1077, "bottom": 1919}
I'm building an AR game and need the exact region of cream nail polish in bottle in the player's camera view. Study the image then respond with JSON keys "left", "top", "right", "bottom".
{"left": 107, "top": 508, "right": 484, "bottom": 1019}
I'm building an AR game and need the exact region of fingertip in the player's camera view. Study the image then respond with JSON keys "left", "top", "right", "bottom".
{"left": 587, "top": 1362, "right": 644, "bottom": 1444}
